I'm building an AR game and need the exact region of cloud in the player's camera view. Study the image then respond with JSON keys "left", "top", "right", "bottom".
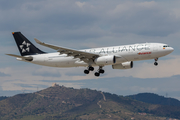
{"left": 1, "top": 55, "right": 179, "bottom": 83}
{"left": 0, "top": 72, "right": 10, "bottom": 77}
{"left": 1, "top": 0, "right": 180, "bottom": 42}
{"left": 0, "top": 0, "right": 180, "bottom": 54}
{"left": 13, "top": 83, "right": 49, "bottom": 90}
{"left": 108, "top": 1, "right": 180, "bottom": 36}
{"left": 133, "top": 56, "right": 180, "bottom": 78}
{"left": 1, "top": 0, "right": 179, "bottom": 53}
{"left": 32, "top": 70, "right": 61, "bottom": 77}
{"left": 75, "top": 1, "right": 86, "bottom": 8}
{"left": 0, "top": 90, "right": 26, "bottom": 96}
{"left": 0, "top": 58, "right": 180, "bottom": 99}
{"left": 0, "top": 85, "right": 2, "bottom": 91}
{"left": 65, "top": 72, "right": 84, "bottom": 77}
{"left": 102, "top": 55, "right": 180, "bottom": 79}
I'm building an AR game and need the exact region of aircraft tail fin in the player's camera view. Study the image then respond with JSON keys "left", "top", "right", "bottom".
{"left": 12, "top": 32, "right": 45, "bottom": 56}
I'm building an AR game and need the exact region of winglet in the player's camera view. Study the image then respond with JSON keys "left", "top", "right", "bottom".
{"left": 34, "top": 38, "right": 42, "bottom": 44}
{"left": 34, "top": 38, "right": 46, "bottom": 46}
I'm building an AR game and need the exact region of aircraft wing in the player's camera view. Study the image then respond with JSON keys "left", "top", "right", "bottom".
{"left": 34, "top": 38, "right": 99, "bottom": 62}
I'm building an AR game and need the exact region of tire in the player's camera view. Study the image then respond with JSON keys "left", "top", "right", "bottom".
{"left": 84, "top": 70, "right": 89, "bottom": 74}
{"left": 89, "top": 67, "right": 94, "bottom": 71}
{"left": 99, "top": 69, "right": 105, "bottom": 74}
{"left": 154, "top": 62, "right": 158, "bottom": 66}
{"left": 94, "top": 72, "right": 100, "bottom": 77}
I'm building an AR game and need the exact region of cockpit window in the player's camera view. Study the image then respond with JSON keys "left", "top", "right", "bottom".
{"left": 163, "top": 45, "right": 170, "bottom": 47}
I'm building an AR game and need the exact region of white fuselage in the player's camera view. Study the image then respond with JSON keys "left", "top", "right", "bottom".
{"left": 22, "top": 43, "right": 174, "bottom": 68}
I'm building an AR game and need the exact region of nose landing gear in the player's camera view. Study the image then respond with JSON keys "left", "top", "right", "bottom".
{"left": 154, "top": 58, "right": 158, "bottom": 66}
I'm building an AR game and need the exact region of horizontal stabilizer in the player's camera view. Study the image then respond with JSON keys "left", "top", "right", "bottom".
{"left": 6, "top": 54, "right": 33, "bottom": 61}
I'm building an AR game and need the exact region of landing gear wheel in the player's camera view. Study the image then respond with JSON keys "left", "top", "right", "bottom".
{"left": 154, "top": 58, "right": 158, "bottom": 66}
{"left": 94, "top": 72, "right": 100, "bottom": 77}
{"left": 154, "top": 62, "right": 158, "bottom": 66}
{"left": 99, "top": 69, "right": 105, "bottom": 74}
{"left": 88, "top": 66, "right": 94, "bottom": 71}
{"left": 84, "top": 70, "right": 89, "bottom": 74}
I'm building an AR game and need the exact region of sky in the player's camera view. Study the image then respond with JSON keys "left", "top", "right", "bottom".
{"left": 0, "top": 0, "right": 180, "bottom": 100}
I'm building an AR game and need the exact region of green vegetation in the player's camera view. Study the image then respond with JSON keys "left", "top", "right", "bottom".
{"left": 127, "top": 93, "right": 180, "bottom": 106}
{"left": 0, "top": 85, "right": 180, "bottom": 120}
{"left": 0, "top": 96, "right": 8, "bottom": 101}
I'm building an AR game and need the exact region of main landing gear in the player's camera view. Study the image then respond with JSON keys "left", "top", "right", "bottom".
{"left": 84, "top": 66, "right": 105, "bottom": 77}
{"left": 84, "top": 66, "right": 94, "bottom": 74}
{"left": 94, "top": 66, "right": 105, "bottom": 77}
{"left": 154, "top": 58, "right": 158, "bottom": 66}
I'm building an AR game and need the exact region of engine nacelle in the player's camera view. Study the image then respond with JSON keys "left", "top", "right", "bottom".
{"left": 112, "top": 61, "right": 133, "bottom": 69}
{"left": 94, "top": 55, "right": 116, "bottom": 65}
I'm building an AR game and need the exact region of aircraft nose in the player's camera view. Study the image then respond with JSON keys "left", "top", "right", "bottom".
{"left": 171, "top": 47, "right": 174, "bottom": 51}
{"left": 169, "top": 47, "right": 174, "bottom": 53}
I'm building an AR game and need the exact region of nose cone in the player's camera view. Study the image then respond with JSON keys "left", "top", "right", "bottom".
{"left": 166, "top": 47, "right": 174, "bottom": 55}
{"left": 169, "top": 47, "right": 174, "bottom": 53}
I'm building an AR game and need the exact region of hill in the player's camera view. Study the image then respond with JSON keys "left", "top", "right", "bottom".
{"left": 0, "top": 96, "right": 8, "bottom": 101}
{"left": 127, "top": 93, "right": 180, "bottom": 106}
{"left": 0, "top": 85, "right": 180, "bottom": 120}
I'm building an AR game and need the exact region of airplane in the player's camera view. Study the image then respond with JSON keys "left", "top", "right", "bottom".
{"left": 6, "top": 32, "right": 174, "bottom": 77}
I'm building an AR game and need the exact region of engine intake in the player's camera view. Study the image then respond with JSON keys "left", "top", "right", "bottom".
{"left": 112, "top": 61, "right": 133, "bottom": 69}
{"left": 94, "top": 55, "right": 116, "bottom": 65}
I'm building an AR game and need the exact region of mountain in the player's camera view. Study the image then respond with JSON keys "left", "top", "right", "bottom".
{"left": 0, "top": 85, "right": 180, "bottom": 120}
{"left": 127, "top": 93, "right": 180, "bottom": 106}
{"left": 0, "top": 96, "right": 8, "bottom": 101}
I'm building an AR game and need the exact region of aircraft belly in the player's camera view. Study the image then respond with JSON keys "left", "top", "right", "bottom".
{"left": 74, "top": 60, "right": 88, "bottom": 67}
{"left": 151, "top": 50, "right": 170, "bottom": 58}
{"left": 44, "top": 57, "right": 88, "bottom": 67}
{"left": 49, "top": 57, "right": 74, "bottom": 67}
{"left": 31, "top": 55, "right": 46, "bottom": 65}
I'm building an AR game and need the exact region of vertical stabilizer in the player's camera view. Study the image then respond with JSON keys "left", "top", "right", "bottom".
{"left": 12, "top": 32, "right": 45, "bottom": 56}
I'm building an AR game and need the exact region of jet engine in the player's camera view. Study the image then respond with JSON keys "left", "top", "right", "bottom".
{"left": 112, "top": 61, "right": 133, "bottom": 69}
{"left": 94, "top": 55, "right": 116, "bottom": 65}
